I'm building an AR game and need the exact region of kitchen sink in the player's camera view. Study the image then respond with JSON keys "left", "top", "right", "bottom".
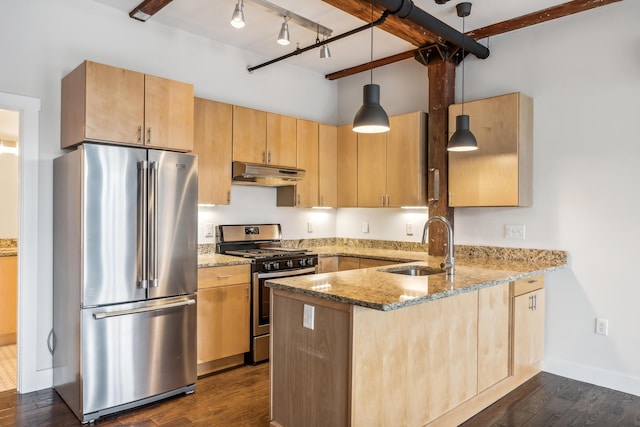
{"left": 379, "top": 265, "right": 445, "bottom": 276}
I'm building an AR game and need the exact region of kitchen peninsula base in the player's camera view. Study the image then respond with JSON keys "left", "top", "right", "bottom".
{"left": 270, "top": 278, "right": 544, "bottom": 427}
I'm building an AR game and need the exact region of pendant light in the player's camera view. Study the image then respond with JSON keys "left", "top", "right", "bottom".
{"left": 230, "top": 0, "right": 245, "bottom": 29}
{"left": 448, "top": 2, "right": 478, "bottom": 151}
{"left": 352, "top": 0, "right": 389, "bottom": 134}
{"left": 277, "top": 16, "right": 290, "bottom": 45}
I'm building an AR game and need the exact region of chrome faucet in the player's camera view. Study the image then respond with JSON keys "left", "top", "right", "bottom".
{"left": 422, "top": 215, "right": 455, "bottom": 276}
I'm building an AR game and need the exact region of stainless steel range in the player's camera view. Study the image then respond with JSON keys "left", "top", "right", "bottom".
{"left": 216, "top": 224, "right": 318, "bottom": 364}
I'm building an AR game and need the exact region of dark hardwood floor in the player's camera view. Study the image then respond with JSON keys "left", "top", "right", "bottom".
{"left": 1, "top": 365, "right": 639, "bottom": 426}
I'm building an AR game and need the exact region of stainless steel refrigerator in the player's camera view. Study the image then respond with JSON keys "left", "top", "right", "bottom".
{"left": 52, "top": 143, "right": 198, "bottom": 423}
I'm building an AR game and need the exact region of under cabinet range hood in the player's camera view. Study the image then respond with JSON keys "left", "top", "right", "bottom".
{"left": 232, "top": 161, "right": 305, "bottom": 187}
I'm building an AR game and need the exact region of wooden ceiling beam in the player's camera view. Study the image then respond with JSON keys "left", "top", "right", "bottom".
{"left": 322, "top": 0, "right": 442, "bottom": 47}
{"left": 129, "top": 0, "right": 174, "bottom": 22}
{"left": 324, "top": 0, "right": 623, "bottom": 80}
{"left": 466, "top": 0, "right": 623, "bottom": 40}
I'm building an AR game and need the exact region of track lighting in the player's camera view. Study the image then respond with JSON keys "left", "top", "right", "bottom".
{"left": 230, "top": 0, "right": 245, "bottom": 29}
{"left": 448, "top": 2, "right": 478, "bottom": 151}
{"left": 277, "top": 16, "right": 290, "bottom": 45}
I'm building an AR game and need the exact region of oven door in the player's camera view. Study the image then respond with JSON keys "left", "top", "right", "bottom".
{"left": 252, "top": 266, "right": 317, "bottom": 337}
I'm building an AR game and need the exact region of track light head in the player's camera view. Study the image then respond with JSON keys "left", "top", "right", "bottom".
{"left": 277, "top": 17, "right": 290, "bottom": 45}
{"left": 230, "top": 0, "right": 245, "bottom": 29}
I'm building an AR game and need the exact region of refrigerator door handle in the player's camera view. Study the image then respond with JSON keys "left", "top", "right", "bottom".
{"left": 137, "top": 160, "right": 149, "bottom": 289}
{"left": 93, "top": 299, "right": 195, "bottom": 320}
{"left": 149, "top": 161, "right": 159, "bottom": 288}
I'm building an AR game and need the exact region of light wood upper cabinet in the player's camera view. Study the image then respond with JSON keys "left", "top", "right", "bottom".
{"left": 318, "top": 123, "right": 338, "bottom": 208}
{"left": 232, "top": 106, "right": 267, "bottom": 164}
{"left": 337, "top": 125, "right": 358, "bottom": 207}
{"left": 61, "top": 60, "right": 194, "bottom": 152}
{"left": 448, "top": 92, "right": 533, "bottom": 207}
{"left": 266, "top": 113, "right": 297, "bottom": 167}
{"left": 293, "top": 119, "right": 319, "bottom": 207}
{"left": 355, "top": 111, "right": 427, "bottom": 207}
{"left": 232, "top": 107, "right": 297, "bottom": 167}
{"left": 357, "top": 132, "right": 387, "bottom": 207}
{"left": 386, "top": 111, "right": 427, "bottom": 207}
{"left": 193, "top": 98, "right": 232, "bottom": 205}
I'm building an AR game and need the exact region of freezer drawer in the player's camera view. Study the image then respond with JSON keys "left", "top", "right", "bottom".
{"left": 81, "top": 295, "right": 197, "bottom": 417}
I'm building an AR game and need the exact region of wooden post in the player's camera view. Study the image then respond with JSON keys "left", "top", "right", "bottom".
{"left": 427, "top": 59, "right": 456, "bottom": 257}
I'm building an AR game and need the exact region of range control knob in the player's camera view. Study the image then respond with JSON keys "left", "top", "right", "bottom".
{"left": 264, "top": 262, "right": 272, "bottom": 271}
{"left": 298, "top": 259, "right": 306, "bottom": 266}
{"left": 272, "top": 262, "right": 280, "bottom": 270}
{"left": 305, "top": 258, "right": 315, "bottom": 266}
{"left": 286, "top": 260, "right": 294, "bottom": 268}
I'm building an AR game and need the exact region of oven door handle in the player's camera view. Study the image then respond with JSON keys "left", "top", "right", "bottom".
{"left": 257, "top": 267, "right": 317, "bottom": 279}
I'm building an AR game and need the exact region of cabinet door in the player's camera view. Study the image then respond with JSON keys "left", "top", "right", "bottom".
{"left": 448, "top": 92, "right": 533, "bottom": 207}
{"left": 513, "top": 288, "right": 545, "bottom": 380}
{"left": 144, "top": 74, "right": 194, "bottom": 152}
{"left": 478, "top": 282, "right": 510, "bottom": 392}
{"left": 337, "top": 125, "right": 358, "bottom": 207}
{"left": 0, "top": 256, "right": 17, "bottom": 345}
{"left": 338, "top": 257, "right": 360, "bottom": 271}
{"left": 318, "top": 124, "right": 338, "bottom": 207}
{"left": 386, "top": 112, "right": 427, "bottom": 207}
{"left": 357, "top": 133, "right": 387, "bottom": 207}
{"left": 318, "top": 256, "right": 339, "bottom": 273}
{"left": 266, "top": 113, "right": 297, "bottom": 167}
{"left": 62, "top": 61, "right": 145, "bottom": 148}
{"left": 197, "top": 284, "right": 250, "bottom": 364}
{"left": 193, "top": 98, "right": 233, "bottom": 205}
{"left": 295, "top": 119, "right": 319, "bottom": 207}
{"left": 233, "top": 106, "right": 267, "bottom": 164}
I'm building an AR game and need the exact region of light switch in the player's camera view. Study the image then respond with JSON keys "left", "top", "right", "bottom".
{"left": 362, "top": 222, "right": 369, "bottom": 233}
{"left": 204, "top": 223, "right": 214, "bottom": 238}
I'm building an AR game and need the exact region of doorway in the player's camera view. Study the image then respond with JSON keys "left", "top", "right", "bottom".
{"left": 0, "top": 109, "right": 19, "bottom": 392}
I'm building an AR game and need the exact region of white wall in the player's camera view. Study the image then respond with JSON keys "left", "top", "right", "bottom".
{"left": 337, "top": 1, "right": 640, "bottom": 395}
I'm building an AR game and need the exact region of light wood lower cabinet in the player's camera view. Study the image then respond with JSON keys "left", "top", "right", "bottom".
{"left": 512, "top": 275, "right": 545, "bottom": 381}
{"left": 0, "top": 256, "right": 17, "bottom": 346}
{"left": 478, "top": 282, "right": 510, "bottom": 392}
{"left": 197, "top": 265, "right": 250, "bottom": 376}
{"left": 317, "top": 256, "right": 339, "bottom": 273}
{"left": 270, "top": 275, "right": 547, "bottom": 426}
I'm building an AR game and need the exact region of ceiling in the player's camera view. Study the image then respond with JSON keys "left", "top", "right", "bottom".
{"left": 91, "top": 0, "right": 577, "bottom": 76}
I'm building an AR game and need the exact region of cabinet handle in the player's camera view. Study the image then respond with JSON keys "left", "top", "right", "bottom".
{"left": 147, "top": 127, "right": 152, "bottom": 144}
{"left": 320, "top": 195, "right": 324, "bottom": 206}
{"left": 528, "top": 295, "right": 534, "bottom": 311}
{"left": 381, "top": 195, "right": 385, "bottom": 206}
{"left": 533, "top": 294, "right": 538, "bottom": 310}
{"left": 262, "top": 151, "right": 267, "bottom": 163}
{"left": 386, "top": 194, "right": 389, "bottom": 206}
{"left": 428, "top": 168, "right": 440, "bottom": 202}
{"left": 297, "top": 194, "right": 301, "bottom": 206}
{"left": 268, "top": 151, "right": 272, "bottom": 164}
{"left": 217, "top": 275, "right": 233, "bottom": 279}
{"left": 528, "top": 279, "right": 539, "bottom": 284}
{"left": 137, "top": 126, "right": 142, "bottom": 143}
{"left": 227, "top": 191, "right": 231, "bottom": 203}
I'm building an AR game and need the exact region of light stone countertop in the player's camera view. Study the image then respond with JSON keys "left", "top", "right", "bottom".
{"left": 265, "top": 253, "right": 566, "bottom": 311}
{"left": 0, "top": 248, "right": 17, "bottom": 257}
{"left": 198, "top": 253, "right": 252, "bottom": 268}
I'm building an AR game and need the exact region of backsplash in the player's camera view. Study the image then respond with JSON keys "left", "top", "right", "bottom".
{"left": 0, "top": 239, "right": 17, "bottom": 249}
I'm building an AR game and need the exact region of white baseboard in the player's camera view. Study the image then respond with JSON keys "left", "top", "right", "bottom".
{"left": 543, "top": 358, "right": 640, "bottom": 397}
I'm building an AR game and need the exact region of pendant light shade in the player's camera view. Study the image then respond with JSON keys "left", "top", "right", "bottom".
{"left": 353, "top": 84, "right": 390, "bottom": 133}
{"left": 448, "top": 115, "right": 477, "bottom": 151}
{"left": 353, "top": 0, "right": 389, "bottom": 134}
{"left": 277, "top": 17, "right": 290, "bottom": 45}
{"left": 230, "top": 0, "right": 245, "bottom": 29}
{"left": 447, "top": 2, "right": 478, "bottom": 152}
{"left": 320, "top": 40, "right": 331, "bottom": 58}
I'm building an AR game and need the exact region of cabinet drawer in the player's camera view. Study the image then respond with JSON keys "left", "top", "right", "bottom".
{"left": 511, "top": 275, "right": 544, "bottom": 297}
{"left": 198, "top": 265, "right": 251, "bottom": 290}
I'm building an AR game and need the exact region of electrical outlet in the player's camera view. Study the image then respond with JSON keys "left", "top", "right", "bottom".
{"left": 362, "top": 221, "right": 369, "bottom": 233}
{"left": 307, "top": 221, "right": 313, "bottom": 233}
{"left": 303, "top": 304, "right": 315, "bottom": 330}
{"left": 204, "top": 223, "right": 214, "bottom": 238}
{"left": 406, "top": 223, "right": 414, "bottom": 236}
{"left": 504, "top": 224, "right": 526, "bottom": 239}
{"left": 595, "top": 318, "right": 609, "bottom": 336}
